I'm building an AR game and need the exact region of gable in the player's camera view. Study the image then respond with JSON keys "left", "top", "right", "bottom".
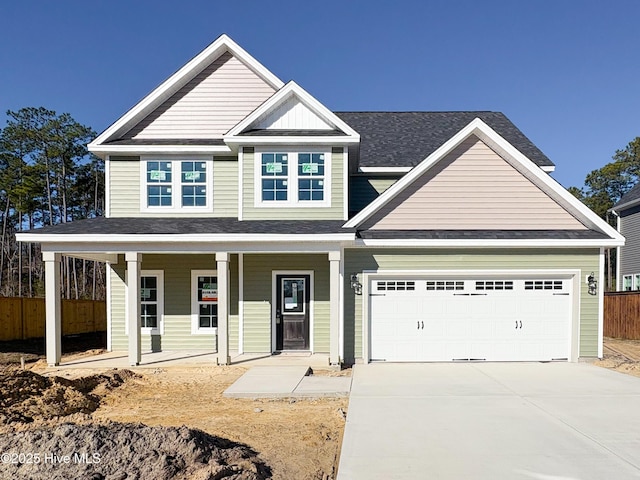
{"left": 364, "top": 136, "right": 587, "bottom": 231}
{"left": 250, "top": 94, "right": 334, "bottom": 130}
{"left": 121, "top": 51, "right": 276, "bottom": 140}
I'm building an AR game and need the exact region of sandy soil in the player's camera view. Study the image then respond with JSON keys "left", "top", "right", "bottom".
{"left": 595, "top": 337, "right": 640, "bottom": 378}
{"left": 0, "top": 344, "right": 348, "bottom": 480}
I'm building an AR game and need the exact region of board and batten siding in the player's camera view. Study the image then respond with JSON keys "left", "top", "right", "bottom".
{"left": 619, "top": 206, "right": 640, "bottom": 279}
{"left": 252, "top": 96, "right": 333, "bottom": 130}
{"left": 242, "top": 254, "right": 330, "bottom": 353}
{"left": 108, "top": 156, "right": 237, "bottom": 217}
{"left": 343, "top": 248, "right": 600, "bottom": 363}
{"left": 242, "top": 147, "right": 344, "bottom": 220}
{"left": 122, "top": 52, "right": 276, "bottom": 139}
{"left": 109, "top": 254, "right": 239, "bottom": 352}
{"left": 366, "top": 136, "right": 586, "bottom": 230}
{"left": 349, "top": 176, "right": 399, "bottom": 215}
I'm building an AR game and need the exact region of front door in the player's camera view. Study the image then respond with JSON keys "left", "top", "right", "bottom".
{"left": 276, "top": 275, "right": 310, "bottom": 350}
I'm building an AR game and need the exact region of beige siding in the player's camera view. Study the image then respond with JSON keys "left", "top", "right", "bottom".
{"left": 213, "top": 157, "right": 238, "bottom": 217}
{"left": 242, "top": 254, "right": 330, "bottom": 353}
{"left": 109, "top": 158, "right": 140, "bottom": 217}
{"left": 123, "top": 52, "right": 276, "bottom": 139}
{"left": 109, "top": 157, "right": 238, "bottom": 217}
{"left": 368, "top": 137, "right": 586, "bottom": 230}
{"left": 343, "top": 248, "right": 600, "bottom": 362}
{"left": 109, "top": 254, "right": 239, "bottom": 352}
{"left": 242, "top": 147, "right": 344, "bottom": 220}
{"left": 252, "top": 95, "right": 333, "bottom": 130}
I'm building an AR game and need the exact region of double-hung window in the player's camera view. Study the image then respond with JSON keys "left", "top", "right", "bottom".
{"left": 256, "top": 149, "right": 330, "bottom": 207}
{"left": 126, "top": 270, "right": 163, "bottom": 335}
{"left": 142, "top": 157, "right": 212, "bottom": 212}
{"left": 191, "top": 270, "right": 218, "bottom": 334}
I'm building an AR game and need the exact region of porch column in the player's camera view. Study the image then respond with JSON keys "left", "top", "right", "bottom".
{"left": 43, "top": 252, "right": 62, "bottom": 366}
{"left": 125, "top": 252, "right": 141, "bottom": 366}
{"left": 216, "top": 252, "right": 230, "bottom": 365}
{"left": 329, "top": 251, "right": 341, "bottom": 365}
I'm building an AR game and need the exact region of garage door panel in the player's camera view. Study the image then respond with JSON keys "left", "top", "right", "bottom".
{"left": 370, "top": 276, "right": 572, "bottom": 362}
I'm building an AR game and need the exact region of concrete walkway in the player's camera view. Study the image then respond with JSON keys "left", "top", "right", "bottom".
{"left": 338, "top": 362, "right": 640, "bottom": 480}
{"left": 223, "top": 365, "right": 352, "bottom": 398}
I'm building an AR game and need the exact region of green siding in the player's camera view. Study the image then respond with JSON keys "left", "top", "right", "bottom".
{"left": 343, "top": 248, "right": 600, "bottom": 363}
{"left": 242, "top": 254, "right": 330, "bottom": 353}
{"left": 109, "top": 157, "right": 238, "bottom": 218}
{"left": 242, "top": 147, "right": 345, "bottom": 220}
{"left": 349, "top": 176, "right": 399, "bottom": 214}
{"left": 213, "top": 156, "right": 238, "bottom": 217}
{"left": 109, "top": 254, "right": 239, "bottom": 352}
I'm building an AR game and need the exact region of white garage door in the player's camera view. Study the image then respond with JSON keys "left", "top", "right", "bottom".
{"left": 370, "top": 277, "right": 572, "bottom": 362}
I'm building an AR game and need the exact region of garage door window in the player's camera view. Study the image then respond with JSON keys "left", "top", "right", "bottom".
{"left": 377, "top": 280, "right": 415, "bottom": 291}
{"left": 475, "top": 280, "right": 513, "bottom": 291}
{"left": 524, "top": 280, "right": 563, "bottom": 290}
{"left": 426, "top": 280, "right": 464, "bottom": 291}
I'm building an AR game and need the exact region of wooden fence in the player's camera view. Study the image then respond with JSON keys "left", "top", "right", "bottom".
{"left": 0, "top": 297, "right": 106, "bottom": 341}
{"left": 604, "top": 291, "right": 640, "bottom": 340}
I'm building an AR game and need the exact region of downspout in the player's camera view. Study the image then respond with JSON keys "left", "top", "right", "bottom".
{"left": 610, "top": 209, "right": 621, "bottom": 291}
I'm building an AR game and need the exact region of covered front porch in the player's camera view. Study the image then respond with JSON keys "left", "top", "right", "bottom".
{"left": 38, "top": 243, "right": 347, "bottom": 369}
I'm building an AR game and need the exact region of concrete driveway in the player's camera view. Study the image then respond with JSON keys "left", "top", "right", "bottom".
{"left": 337, "top": 362, "right": 640, "bottom": 479}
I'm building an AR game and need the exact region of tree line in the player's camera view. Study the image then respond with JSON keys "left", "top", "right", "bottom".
{"left": 0, "top": 107, "right": 105, "bottom": 300}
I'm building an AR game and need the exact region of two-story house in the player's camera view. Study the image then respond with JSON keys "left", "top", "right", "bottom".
{"left": 18, "top": 35, "right": 623, "bottom": 367}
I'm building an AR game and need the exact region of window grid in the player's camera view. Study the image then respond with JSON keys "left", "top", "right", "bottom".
{"left": 377, "top": 280, "right": 416, "bottom": 291}
{"left": 524, "top": 280, "right": 563, "bottom": 290}
{"left": 426, "top": 281, "right": 464, "bottom": 291}
{"left": 261, "top": 153, "right": 289, "bottom": 201}
{"left": 475, "top": 280, "right": 514, "bottom": 291}
{"left": 181, "top": 161, "right": 207, "bottom": 207}
{"left": 298, "top": 153, "right": 325, "bottom": 201}
{"left": 140, "top": 276, "right": 158, "bottom": 329}
{"left": 197, "top": 275, "right": 218, "bottom": 328}
{"left": 146, "top": 161, "right": 172, "bottom": 207}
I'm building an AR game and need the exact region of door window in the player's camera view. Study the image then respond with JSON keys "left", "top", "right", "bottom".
{"left": 282, "top": 278, "right": 305, "bottom": 314}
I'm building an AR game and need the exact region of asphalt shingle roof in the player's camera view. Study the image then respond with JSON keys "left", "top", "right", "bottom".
{"left": 335, "top": 111, "right": 553, "bottom": 169}
{"left": 27, "top": 217, "right": 352, "bottom": 235}
{"left": 357, "top": 230, "right": 609, "bottom": 240}
{"left": 613, "top": 182, "right": 640, "bottom": 211}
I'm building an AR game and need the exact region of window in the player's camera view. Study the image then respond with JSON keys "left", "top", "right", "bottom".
{"left": 623, "top": 275, "right": 633, "bottom": 291}
{"left": 377, "top": 280, "right": 416, "bottom": 291}
{"left": 426, "top": 280, "right": 464, "bottom": 291}
{"left": 142, "top": 157, "right": 212, "bottom": 211}
{"left": 126, "top": 270, "right": 164, "bottom": 335}
{"left": 524, "top": 280, "right": 563, "bottom": 291}
{"left": 191, "top": 270, "right": 218, "bottom": 333}
{"left": 475, "top": 280, "right": 514, "bottom": 291}
{"left": 255, "top": 149, "right": 330, "bottom": 206}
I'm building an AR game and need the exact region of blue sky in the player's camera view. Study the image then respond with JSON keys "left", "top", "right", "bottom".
{"left": 1, "top": 0, "right": 639, "bottom": 189}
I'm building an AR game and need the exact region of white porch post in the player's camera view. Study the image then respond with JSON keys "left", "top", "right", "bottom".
{"left": 329, "top": 251, "right": 341, "bottom": 365}
{"left": 216, "top": 252, "right": 230, "bottom": 365}
{"left": 43, "top": 252, "right": 62, "bottom": 366}
{"left": 125, "top": 252, "right": 141, "bottom": 366}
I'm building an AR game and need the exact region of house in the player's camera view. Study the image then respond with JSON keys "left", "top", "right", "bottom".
{"left": 17, "top": 34, "right": 624, "bottom": 367}
{"left": 611, "top": 184, "right": 640, "bottom": 290}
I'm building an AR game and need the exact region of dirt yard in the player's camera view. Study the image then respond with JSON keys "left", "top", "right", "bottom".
{"left": 0, "top": 345, "right": 348, "bottom": 480}
{"left": 595, "top": 337, "right": 640, "bottom": 377}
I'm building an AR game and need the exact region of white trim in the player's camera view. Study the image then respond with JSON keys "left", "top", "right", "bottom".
{"left": 615, "top": 213, "right": 621, "bottom": 290}
{"left": 339, "top": 245, "right": 345, "bottom": 361}
{"left": 343, "top": 118, "right": 624, "bottom": 246}
{"left": 106, "top": 262, "right": 112, "bottom": 351}
{"left": 343, "top": 146, "right": 349, "bottom": 221}
{"left": 89, "top": 34, "right": 283, "bottom": 149}
{"left": 18, "top": 233, "right": 355, "bottom": 244}
{"left": 253, "top": 147, "right": 331, "bottom": 208}
{"left": 541, "top": 165, "right": 556, "bottom": 173}
{"left": 238, "top": 147, "right": 244, "bottom": 221}
{"left": 271, "top": 270, "right": 314, "bottom": 352}
{"left": 105, "top": 155, "right": 111, "bottom": 218}
{"left": 90, "top": 145, "right": 231, "bottom": 157}
{"left": 598, "top": 248, "right": 605, "bottom": 358}
{"left": 225, "top": 81, "right": 359, "bottom": 141}
{"left": 355, "top": 238, "right": 625, "bottom": 248}
{"left": 125, "top": 269, "right": 165, "bottom": 336}
{"left": 361, "top": 268, "right": 581, "bottom": 363}
{"left": 225, "top": 136, "right": 357, "bottom": 146}
{"left": 358, "top": 167, "right": 411, "bottom": 173}
{"left": 140, "top": 155, "right": 214, "bottom": 213}
{"left": 238, "top": 253, "right": 244, "bottom": 354}
{"left": 191, "top": 269, "right": 219, "bottom": 335}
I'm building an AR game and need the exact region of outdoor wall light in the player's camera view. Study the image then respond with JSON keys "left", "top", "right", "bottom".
{"left": 350, "top": 273, "right": 362, "bottom": 295}
{"left": 587, "top": 272, "right": 597, "bottom": 296}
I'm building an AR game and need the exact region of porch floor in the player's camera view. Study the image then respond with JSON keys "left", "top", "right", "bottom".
{"left": 46, "top": 350, "right": 333, "bottom": 371}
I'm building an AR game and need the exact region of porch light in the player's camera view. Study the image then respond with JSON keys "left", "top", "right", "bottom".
{"left": 587, "top": 272, "right": 597, "bottom": 296}
{"left": 351, "top": 273, "right": 362, "bottom": 295}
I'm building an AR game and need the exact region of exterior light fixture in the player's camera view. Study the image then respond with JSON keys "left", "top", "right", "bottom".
{"left": 587, "top": 272, "right": 597, "bottom": 295}
{"left": 350, "top": 273, "right": 362, "bottom": 295}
